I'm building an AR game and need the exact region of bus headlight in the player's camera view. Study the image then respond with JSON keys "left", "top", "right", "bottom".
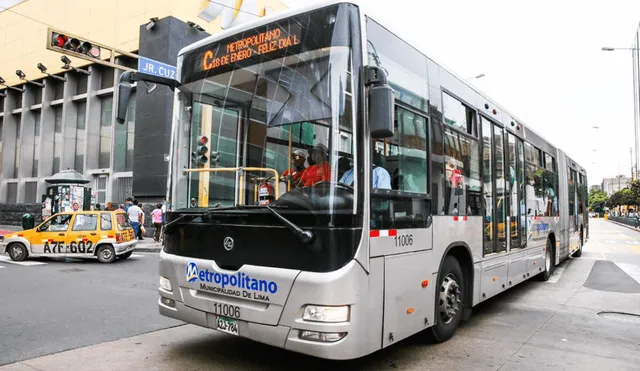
{"left": 302, "top": 305, "right": 350, "bottom": 323}
{"left": 159, "top": 276, "right": 172, "bottom": 292}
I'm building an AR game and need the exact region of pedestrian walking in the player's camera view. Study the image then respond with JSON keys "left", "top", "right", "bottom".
{"left": 152, "top": 203, "right": 163, "bottom": 242}
{"left": 138, "top": 203, "right": 145, "bottom": 240}
{"left": 127, "top": 200, "right": 143, "bottom": 238}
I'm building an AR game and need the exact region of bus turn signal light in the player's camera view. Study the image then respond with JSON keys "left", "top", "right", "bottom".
{"left": 421, "top": 280, "right": 429, "bottom": 288}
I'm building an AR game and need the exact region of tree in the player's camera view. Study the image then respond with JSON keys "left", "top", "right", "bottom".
{"left": 588, "top": 189, "right": 609, "bottom": 213}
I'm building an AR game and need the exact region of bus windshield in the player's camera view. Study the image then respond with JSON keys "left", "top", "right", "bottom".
{"left": 176, "top": 4, "right": 360, "bottom": 227}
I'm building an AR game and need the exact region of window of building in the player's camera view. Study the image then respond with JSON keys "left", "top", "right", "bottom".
{"left": 366, "top": 17, "right": 428, "bottom": 111}
{"left": 6, "top": 182, "right": 17, "bottom": 203}
{"left": 53, "top": 79, "right": 64, "bottom": 100}
{"left": 114, "top": 94, "right": 135, "bottom": 172}
{"left": 370, "top": 105, "right": 429, "bottom": 229}
{"left": 13, "top": 116, "right": 21, "bottom": 178}
{"left": 24, "top": 181, "right": 37, "bottom": 203}
{"left": 75, "top": 101, "right": 86, "bottom": 172}
{"left": 443, "top": 92, "right": 477, "bottom": 137}
{"left": 76, "top": 74, "right": 88, "bottom": 95}
{"left": 100, "top": 213, "right": 113, "bottom": 230}
{"left": 100, "top": 68, "right": 114, "bottom": 89}
{"left": 32, "top": 111, "right": 41, "bottom": 177}
{"left": 99, "top": 96, "right": 113, "bottom": 168}
{"left": 95, "top": 176, "right": 107, "bottom": 204}
{"left": 53, "top": 106, "right": 62, "bottom": 173}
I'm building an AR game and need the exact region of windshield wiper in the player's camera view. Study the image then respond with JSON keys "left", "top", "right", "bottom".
{"left": 265, "top": 205, "right": 314, "bottom": 245}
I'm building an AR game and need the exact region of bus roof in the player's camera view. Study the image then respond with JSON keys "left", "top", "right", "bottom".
{"left": 176, "top": 0, "right": 587, "bottom": 174}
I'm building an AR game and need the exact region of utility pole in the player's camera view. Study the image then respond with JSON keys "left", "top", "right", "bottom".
{"left": 632, "top": 147, "right": 635, "bottom": 181}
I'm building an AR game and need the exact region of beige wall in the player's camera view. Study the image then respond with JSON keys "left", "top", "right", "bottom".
{"left": 0, "top": 0, "right": 287, "bottom": 87}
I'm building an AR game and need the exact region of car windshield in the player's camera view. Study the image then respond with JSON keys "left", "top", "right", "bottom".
{"left": 175, "top": 4, "right": 361, "bottom": 227}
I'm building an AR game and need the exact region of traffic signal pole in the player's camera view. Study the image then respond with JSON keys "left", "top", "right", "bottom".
{"left": 46, "top": 27, "right": 138, "bottom": 71}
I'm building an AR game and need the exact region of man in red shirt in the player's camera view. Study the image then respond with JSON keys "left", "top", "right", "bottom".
{"left": 282, "top": 149, "right": 307, "bottom": 187}
{"left": 300, "top": 143, "right": 331, "bottom": 187}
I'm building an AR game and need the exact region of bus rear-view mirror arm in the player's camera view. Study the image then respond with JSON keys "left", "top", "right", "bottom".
{"left": 116, "top": 71, "right": 179, "bottom": 124}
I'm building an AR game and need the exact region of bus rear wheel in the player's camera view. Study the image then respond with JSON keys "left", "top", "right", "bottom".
{"left": 426, "top": 255, "right": 464, "bottom": 343}
{"left": 573, "top": 230, "right": 583, "bottom": 257}
{"left": 537, "top": 239, "right": 555, "bottom": 281}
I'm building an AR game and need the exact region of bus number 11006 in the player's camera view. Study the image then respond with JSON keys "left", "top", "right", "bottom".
{"left": 395, "top": 234, "right": 413, "bottom": 247}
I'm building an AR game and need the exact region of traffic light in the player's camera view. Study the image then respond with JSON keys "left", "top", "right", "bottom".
{"left": 210, "top": 151, "right": 220, "bottom": 166}
{"left": 50, "top": 31, "right": 101, "bottom": 59}
{"left": 192, "top": 136, "right": 209, "bottom": 167}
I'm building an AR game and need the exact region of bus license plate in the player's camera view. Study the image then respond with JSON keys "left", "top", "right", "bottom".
{"left": 216, "top": 317, "right": 239, "bottom": 336}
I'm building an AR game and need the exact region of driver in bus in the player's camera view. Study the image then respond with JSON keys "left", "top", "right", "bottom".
{"left": 300, "top": 143, "right": 332, "bottom": 187}
{"left": 339, "top": 150, "right": 391, "bottom": 190}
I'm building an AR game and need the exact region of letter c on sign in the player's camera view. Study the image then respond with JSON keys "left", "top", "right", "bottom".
{"left": 203, "top": 50, "right": 214, "bottom": 70}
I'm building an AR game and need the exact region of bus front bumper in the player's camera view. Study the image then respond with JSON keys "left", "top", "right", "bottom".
{"left": 158, "top": 296, "right": 356, "bottom": 360}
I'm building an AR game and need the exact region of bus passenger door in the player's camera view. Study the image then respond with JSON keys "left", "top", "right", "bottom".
{"left": 371, "top": 107, "right": 434, "bottom": 347}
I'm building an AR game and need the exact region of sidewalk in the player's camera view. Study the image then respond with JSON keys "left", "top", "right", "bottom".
{"left": 0, "top": 224, "right": 162, "bottom": 252}
{"left": 606, "top": 219, "right": 640, "bottom": 233}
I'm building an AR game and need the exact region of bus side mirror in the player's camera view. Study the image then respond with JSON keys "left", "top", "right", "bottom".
{"left": 116, "top": 80, "right": 133, "bottom": 125}
{"left": 366, "top": 66, "right": 395, "bottom": 139}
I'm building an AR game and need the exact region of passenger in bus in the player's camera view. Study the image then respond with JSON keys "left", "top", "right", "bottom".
{"left": 300, "top": 143, "right": 331, "bottom": 187}
{"left": 339, "top": 151, "right": 391, "bottom": 189}
{"left": 281, "top": 149, "right": 307, "bottom": 188}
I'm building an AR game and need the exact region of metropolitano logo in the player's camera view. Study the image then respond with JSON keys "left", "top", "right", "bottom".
{"left": 186, "top": 262, "right": 199, "bottom": 283}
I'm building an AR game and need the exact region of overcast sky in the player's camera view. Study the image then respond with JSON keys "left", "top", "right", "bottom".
{"left": 283, "top": 0, "right": 640, "bottom": 187}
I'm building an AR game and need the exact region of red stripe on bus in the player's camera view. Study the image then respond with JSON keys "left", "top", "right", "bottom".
{"left": 370, "top": 230, "right": 380, "bottom": 238}
{"left": 388, "top": 230, "right": 398, "bottom": 236}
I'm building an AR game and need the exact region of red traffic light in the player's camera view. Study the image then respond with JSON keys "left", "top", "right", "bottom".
{"left": 198, "top": 136, "right": 208, "bottom": 145}
{"left": 51, "top": 33, "right": 67, "bottom": 48}
{"left": 50, "top": 31, "right": 101, "bottom": 59}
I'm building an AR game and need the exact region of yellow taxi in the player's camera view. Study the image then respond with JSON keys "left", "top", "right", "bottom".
{"left": 1, "top": 210, "right": 137, "bottom": 263}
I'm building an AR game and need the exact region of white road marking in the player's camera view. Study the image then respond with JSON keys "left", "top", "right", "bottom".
{"left": 130, "top": 254, "right": 145, "bottom": 258}
{"left": 547, "top": 262, "right": 569, "bottom": 283}
{"left": 0, "top": 265, "right": 4, "bottom": 268}
{"left": 616, "top": 263, "right": 640, "bottom": 285}
{"left": 0, "top": 255, "right": 47, "bottom": 266}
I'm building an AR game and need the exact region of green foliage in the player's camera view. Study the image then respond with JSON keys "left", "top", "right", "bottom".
{"left": 588, "top": 188, "right": 609, "bottom": 212}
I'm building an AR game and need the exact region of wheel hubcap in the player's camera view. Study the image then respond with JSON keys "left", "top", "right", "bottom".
{"left": 439, "top": 274, "right": 461, "bottom": 325}
{"left": 101, "top": 249, "right": 112, "bottom": 260}
{"left": 11, "top": 246, "right": 23, "bottom": 259}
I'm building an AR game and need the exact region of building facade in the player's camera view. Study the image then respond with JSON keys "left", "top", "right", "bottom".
{"left": 601, "top": 175, "right": 631, "bottom": 195}
{"left": 0, "top": 0, "right": 286, "bottom": 209}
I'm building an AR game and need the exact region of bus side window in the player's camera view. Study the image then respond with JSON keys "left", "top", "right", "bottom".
{"left": 370, "top": 106, "right": 429, "bottom": 230}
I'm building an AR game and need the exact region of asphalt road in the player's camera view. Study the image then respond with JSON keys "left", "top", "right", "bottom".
{"left": 2, "top": 218, "right": 640, "bottom": 370}
{"left": 0, "top": 253, "right": 181, "bottom": 366}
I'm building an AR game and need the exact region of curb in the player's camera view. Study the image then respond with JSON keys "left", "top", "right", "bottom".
{"left": 135, "top": 246, "right": 162, "bottom": 252}
{"left": 606, "top": 219, "right": 640, "bottom": 233}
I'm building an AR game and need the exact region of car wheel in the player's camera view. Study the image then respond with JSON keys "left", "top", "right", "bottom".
{"left": 8, "top": 243, "right": 28, "bottom": 262}
{"left": 425, "top": 255, "right": 464, "bottom": 343}
{"left": 119, "top": 251, "right": 133, "bottom": 260}
{"left": 97, "top": 245, "right": 116, "bottom": 263}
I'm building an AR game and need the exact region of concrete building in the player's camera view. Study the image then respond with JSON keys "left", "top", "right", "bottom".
{"left": 0, "top": 0, "right": 286, "bottom": 214}
{"left": 601, "top": 175, "right": 631, "bottom": 195}
{"left": 590, "top": 184, "right": 601, "bottom": 192}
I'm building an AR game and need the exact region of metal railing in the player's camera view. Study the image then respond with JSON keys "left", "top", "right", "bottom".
{"left": 608, "top": 215, "right": 640, "bottom": 228}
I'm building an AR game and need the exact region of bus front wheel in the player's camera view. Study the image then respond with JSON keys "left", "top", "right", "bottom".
{"left": 426, "top": 255, "right": 464, "bottom": 343}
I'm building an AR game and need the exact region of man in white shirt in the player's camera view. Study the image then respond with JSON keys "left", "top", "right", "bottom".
{"left": 127, "top": 200, "right": 143, "bottom": 239}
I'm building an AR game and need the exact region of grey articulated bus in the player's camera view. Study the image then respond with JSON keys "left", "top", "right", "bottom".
{"left": 115, "top": 0, "right": 588, "bottom": 360}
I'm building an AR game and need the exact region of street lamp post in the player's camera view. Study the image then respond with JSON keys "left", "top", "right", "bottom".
{"left": 602, "top": 46, "right": 640, "bottom": 183}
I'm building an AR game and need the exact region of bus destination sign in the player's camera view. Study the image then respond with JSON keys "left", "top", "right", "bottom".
{"left": 202, "top": 25, "right": 302, "bottom": 71}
